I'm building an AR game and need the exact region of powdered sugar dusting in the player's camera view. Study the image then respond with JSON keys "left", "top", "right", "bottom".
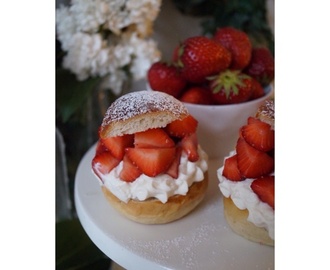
{"left": 125, "top": 222, "right": 221, "bottom": 269}
{"left": 256, "top": 99, "right": 274, "bottom": 129}
{"left": 101, "top": 90, "right": 188, "bottom": 128}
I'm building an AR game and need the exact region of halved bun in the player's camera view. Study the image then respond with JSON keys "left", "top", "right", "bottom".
{"left": 223, "top": 197, "right": 274, "bottom": 246}
{"left": 102, "top": 173, "right": 208, "bottom": 224}
{"left": 100, "top": 90, "right": 189, "bottom": 138}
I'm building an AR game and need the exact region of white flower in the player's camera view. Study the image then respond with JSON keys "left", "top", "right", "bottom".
{"left": 128, "top": 33, "right": 161, "bottom": 80}
{"left": 56, "top": 6, "right": 78, "bottom": 51}
{"left": 56, "top": 0, "right": 162, "bottom": 94}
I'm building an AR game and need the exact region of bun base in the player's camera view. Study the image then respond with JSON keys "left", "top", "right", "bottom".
{"left": 102, "top": 173, "right": 208, "bottom": 224}
{"left": 223, "top": 197, "right": 274, "bottom": 246}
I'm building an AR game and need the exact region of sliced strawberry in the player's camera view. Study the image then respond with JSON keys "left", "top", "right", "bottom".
{"left": 125, "top": 147, "right": 176, "bottom": 177}
{"left": 222, "top": 154, "right": 245, "bottom": 181}
{"left": 165, "top": 115, "right": 198, "bottom": 138}
{"left": 247, "top": 116, "right": 260, "bottom": 125}
{"left": 134, "top": 128, "right": 175, "bottom": 148}
{"left": 181, "top": 133, "right": 199, "bottom": 162}
{"left": 101, "top": 134, "right": 134, "bottom": 160}
{"left": 165, "top": 147, "right": 182, "bottom": 179}
{"left": 236, "top": 138, "right": 274, "bottom": 178}
{"left": 119, "top": 155, "right": 142, "bottom": 182}
{"left": 251, "top": 175, "right": 275, "bottom": 209}
{"left": 241, "top": 117, "right": 274, "bottom": 152}
{"left": 95, "top": 140, "right": 108, "bottom": 155}
{"left": 92, "top": 152, "right": 121, "bottom": 181}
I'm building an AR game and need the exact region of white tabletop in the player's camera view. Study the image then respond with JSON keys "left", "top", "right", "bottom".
{"left": 75, "top": 144, "right": 274, "bottom": 270}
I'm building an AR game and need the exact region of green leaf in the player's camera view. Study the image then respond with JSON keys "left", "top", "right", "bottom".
{"left": 56, "top": 219, "right": 110, "bottom": 270}
{"left": 56, "top": 69, "right": 101, "bottom": 123}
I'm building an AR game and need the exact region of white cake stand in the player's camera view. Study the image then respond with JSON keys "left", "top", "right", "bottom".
{"left": 75, "top": 144, "right": 274, "bottom": 270}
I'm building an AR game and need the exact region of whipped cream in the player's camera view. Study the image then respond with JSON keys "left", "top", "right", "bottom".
{"left": 95, "top": 146, "right": 208, "bottom": 204}
{"left": 217, "top": 151, "right": 274, "bottom": 240}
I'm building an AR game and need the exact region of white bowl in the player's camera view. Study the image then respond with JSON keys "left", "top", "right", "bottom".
{"left": 183, "top": 85, "right": 274, "bottom": 160}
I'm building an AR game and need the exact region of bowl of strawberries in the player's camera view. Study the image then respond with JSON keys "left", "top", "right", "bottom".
{"left": 147, "top": 27, "right": 274, "bottom": 160}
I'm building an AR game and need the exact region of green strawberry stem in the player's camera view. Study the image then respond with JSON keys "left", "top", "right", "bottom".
{"left": 211, "top": 70, "right": 250, "bottom": 98}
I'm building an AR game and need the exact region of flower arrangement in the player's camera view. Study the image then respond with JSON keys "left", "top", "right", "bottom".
{"left": 55, "top": 0, "right": 163, "bottom": 198}
{"left": 56, "top": 0, "right": 162, "bottom": 97}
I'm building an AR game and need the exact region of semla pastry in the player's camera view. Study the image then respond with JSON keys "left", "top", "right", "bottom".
{"left": 218, "top": 99, "right": 274, "bottom": 246}
{"left": 91, "top": 90, "right": 208, "bottom": 224}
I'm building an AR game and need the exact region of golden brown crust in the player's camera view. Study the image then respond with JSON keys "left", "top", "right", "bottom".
{"left": 223, "top": 197, "right": 274, "bottom": 246}
{"left": 101, "top": 173, "right": 208, "bottom": 224}
{"left": 256, "top": 99, "right": 274, "bottom": 129}
{"left": 100, "top": 90, "right": 189, "bottom": 138}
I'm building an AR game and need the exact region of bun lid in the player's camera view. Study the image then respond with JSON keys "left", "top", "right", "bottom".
{"left": 99, "top": 90, "right": 189, "bottom": 138}
{"left": 256, "top": 99, "right": 274, "bottom": 130}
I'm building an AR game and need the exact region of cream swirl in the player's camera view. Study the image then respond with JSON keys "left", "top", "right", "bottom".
{"left": 95, "top": 146, "right": 208, "bottom": 204}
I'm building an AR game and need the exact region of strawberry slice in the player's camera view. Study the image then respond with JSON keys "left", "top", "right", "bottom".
{"left": 95, "top": 140, "right": 108, "bottom": 155}
{"left": 165, "top": 115, "right": 198, "bottom": 138}
{"left": 241, "top": 117, "right": 274, "bottom": 152}
{"left": 236, "top": 138, "right": 274, "bottom": 178}
{"left": 251, "top": 175, "right": 275, "bottom": 209}
{"left": 247, "top": 116, "right": 260, "bottom": 125}
{"left": 125, "top": 147, "right": 176, "bottom": 177}
{"left": 119, "top": 155, "right": 142, "bottom": 182}
{"left": 134, "top": 128, "right": 175, "bottom": 148}
{"left": 101, "top": 134, "right": 134, "bottom": 160}
{"left": 92, "top": 152, "right": 121, "bottom": 181}
{"left": 165, "top": 147, "right": 182, "bottom": 179}
{"left": 181, "top": 133, "right": 199, "bottom": 162}
{"left": 222, "top": 154, "right": 245, "bottom": 181}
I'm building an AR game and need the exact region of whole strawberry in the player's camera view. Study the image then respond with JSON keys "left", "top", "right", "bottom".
{"left": 244, "top": 47, "right": 274, "bottom": 86}
{"left": 210, "top": 70, "right": 253, "bottom": 104}
{"left": 147, "top": 61, "right": 187, "bottom": 98}
{"left": 177, "top": 36, "right": 231, "bottom": 84}
{"left": 249, "top": 77, "right": 265, "bottom": 100}
{"left": 180, "top": 86, "right": 214, "bottom": 105}
{"left": 213, "top": 27, "right": 252, "bottom": 70}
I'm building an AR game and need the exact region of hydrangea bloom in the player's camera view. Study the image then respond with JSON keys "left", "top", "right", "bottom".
{"left": 56, "top": 0, "right": 161, "bottom": 95}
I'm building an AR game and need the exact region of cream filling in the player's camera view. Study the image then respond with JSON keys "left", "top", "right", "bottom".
{"left": 94, "top": 146, "right": 208, "bottom": 204}
{"left": 217, "top": 151, "right": 274, "bottom": 240}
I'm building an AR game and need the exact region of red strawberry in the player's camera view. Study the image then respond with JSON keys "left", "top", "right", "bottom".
{"left": 147, "top": 61, "right": 186, "bottom": 98}
{"left": 134, "top": 128, "right": 175, "bottom": 148}
{"left": 241, "top": 117, "right": 275, "bottom": 152}
{"left": 177, "top": 36, "right": 231, "bottom": 83}
{"left": 247, "top": 116, "right": 260, "bottom": 125}
{"left": 101, "top": 134, "right": 134, "bottom": 160}
{"left": 180, "top": 86, "right": 214, "bottom": 105}
{"left": 180, "top": 133, "right": 199, "bottom": 162}
{"left": 222, "top": 154, "right": 245, "bottom": 181}
{"left": 92, "top": 152, "right": 121, "bottom": 181}
{"left": 165, "top": 114, "right": 198, "bottom": 138}
{"left": 210, "top": 69, "right": 253, "bottom": 104}
{"left": 165, "top": 147, "right": 182, "bottom": 179}
{"left": 249, "top": 77, "right": 265, "bottom": 100}
{"left": 213, "top": 27, "right": 252, "bottom": 70}
{"left": 244, "top": 47, "right": 274, "bottom": 86}
{"left": 251, "top": 175, "right": 275, "bottom": 209}
{"left": 125, "top": 147, "right": 176, "bottom": 177}
{"left": 172, "top": 45, "right": 181, "bottom": 62}
{"left": 119, "top": 155, "right": 142, "bottom": 182}
{"left": 95, "top": 140, "right": 108, "bottom": 155}
{"left": 236, "top": 138, "right": 274, "bottom": 178}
